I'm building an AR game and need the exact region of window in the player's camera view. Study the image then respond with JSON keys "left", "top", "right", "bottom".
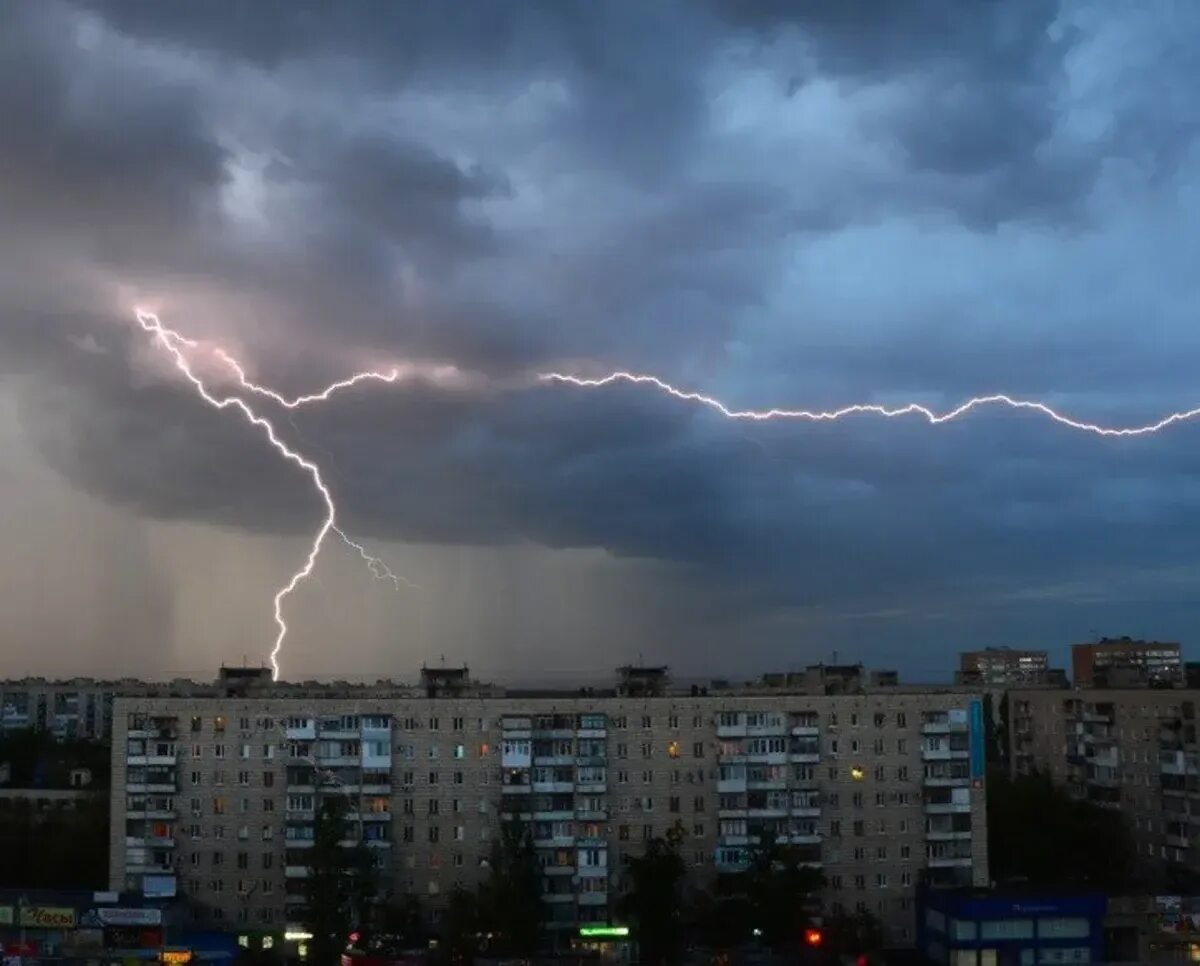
{"left": 429, "top": 717, "right": 439, "bottom": 731}
{"left": 454, "top": 744, "right": 465, "bottom": 759}
{"left": 876, "top": 873, "right": 888, "bottom": 888}
{"left": 619, "top": 825, "right": 629, "bottom": 841}
{"left": 214, "top": 716, "right": 225, "bottom": 732}
{"left": 641, "top": 742, "right": 653, "bottom": 758}
{"left": 694, "top": 796, "right": 705, "bottom": 812}
{"left": 897, "top": 713, "right": 907, "bottom": 727}
{"left": 693, "top": 742, "right": 704, "bottom": 758}
{"left": 693, "top": 823, "right": 705, "bottom": 836}
{"left": 1038, "top": 918, "right": 1090, "bottom": 939}
{"left": 191, "top": 771, "right": 201, "bottom": 785}
{"left": 213, "top": 797, "right": 226, "bottom": 815}
{"left": 429, "top": 771, "right": 439, "bottom": 785}
{"left": 642, "top": 716, "right": 652, "bottom": 728}
{"left": 214, "top": 744, "right": 226, "bottom": 759}
{"left": 238, "top": 771, "right": 251, "bottom": 786}
{"left": 454, "top": 826, "right": 464, "bottom": 841}
{"left": 981, "top": 920, "right": 1034, "bottom": 940}
{"left": 237, "top": 851, "right": 249, "bottom": 869}
{"left": 667, "top": 741, "right": 680, "bottom": 759}
{"left": 428, "top": 826, "right": 440, "bottom": 843}
{"left": 669, "top": 797, "right": 681, "bottom": 813}
{"left": 239, "top": 743, "right": 251, "bottom": 760}
{"left": 191, "top": 716, "right": 202, "bottom": 733}
{"left": 452, "top": 717, "right": 464, "bottom": 731}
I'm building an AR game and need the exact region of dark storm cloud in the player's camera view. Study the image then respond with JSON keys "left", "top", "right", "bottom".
{"left": 3, "top": 0, "right": 1200, "bottom": 672}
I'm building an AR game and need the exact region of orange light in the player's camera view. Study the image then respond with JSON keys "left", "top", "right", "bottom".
{"left": 804, "top": 928, "right": 822, "bottom": 947}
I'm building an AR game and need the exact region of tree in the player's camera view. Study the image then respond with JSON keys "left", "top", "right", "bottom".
{"left": 743, "top": 832, "right": 825, "bottom": 951}
{"left": 478, "top": 820, "right": 542, "bottom": 956}
{"left": 620, "top": 823, "right": 688, "bottom": 966}
{"left": 302, "top": 795, "right": 359, "bottom": 965}
{"left": 987, "top": 770, "right": 1137, "bottom": 890}
{"left": 824, "top": 909, "right": 884, "bottom": 964}
{"left": 441, "top": 886, "right": 482, "bottom": 962}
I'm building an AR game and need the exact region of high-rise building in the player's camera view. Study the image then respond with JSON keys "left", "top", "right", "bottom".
{"left": 1010, "top": 687, "right": 1200, "bottom": 887}
{"left": 1071, "top": 638, "right": 1183, "bottom": 689}
{"left": 109, "top": 668, "right": 991, "bottom": 949}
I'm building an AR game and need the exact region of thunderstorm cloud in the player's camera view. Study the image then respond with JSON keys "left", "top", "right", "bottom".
{"left": 1, "top": 0, "right": 1199, "bottom": 680}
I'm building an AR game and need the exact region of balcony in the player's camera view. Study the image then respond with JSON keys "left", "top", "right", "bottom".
{"left": 925, "top": 830, "right": 972, "bottom": 841}
{"left": 575, "top": 809, "right": 606, "bottom": 822}
{"left": 534, "top": 834, "right": 576, "bottom": 849}
{"left": 532, "top": 809, "right": 575, "bottom": 821}
{"left": 786, "top": 833, "right": 821, "bottom": 846}
{"left": 532, "top": 781, "right": 576, "bottom": 794}
{"left": 923, "top": 774, "right": 970, "bottom": 787}
{"left": 791, "top": 725, "right": 820, "bottom": 738}
{"left": 925, "top": 801, "right": 971, "bottom": 815}
{"left": 285, "top": 866, "right": 310, "bottom": 878}
{"left": 543, "top": 864, "right": 576, "bottom": 877}
{"left": 541, "top": 892, "right": 576, "bottom": 904}
{"left": 927, "top": 855, "right": 974, "bottom": 868}
{"left": 126, "top": 835, "right": 176, "bottom": 849}
{"left": 579, "top": 892, "right": 608, "bottom": 906}
{"left": 717, "top": 722, "right": 747, "bottom": 739}
{"left": 921, "top": 747, "right": 969, "bottom": 761}
{"left": 1165, "top": 833, "right": 1190, "bottom": 849}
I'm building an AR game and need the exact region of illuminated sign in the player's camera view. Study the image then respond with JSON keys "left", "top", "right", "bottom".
{"left": 285, "top": 931, "right": 315, "bottom": 941}
{"left": 20, "top": 907, "right": 77, "bottom": 929}
{"left": 161, "top": 949, "right": 193, "bottom": 964}
{"left": 578, "top": 926, "right": 630, "bottom": 938}
{"left": 97, "top": 908, "right": 162, "bottom": 926}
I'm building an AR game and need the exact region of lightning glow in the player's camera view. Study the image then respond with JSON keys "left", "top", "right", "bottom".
{"left": 133, "top": 310, "right": 406, "bottom": 679}
{"left": 537, "top": 371, "right": 1200, "bottom": 437}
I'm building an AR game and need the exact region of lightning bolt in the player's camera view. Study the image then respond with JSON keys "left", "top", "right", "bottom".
{"left": 537, "top": 371, "right": 1200, "bottom": 437}
{"left": 133, "top": 310, "right": 408, "bottom": 679}
{"left": 126, "top": 309, "right": 1200, "bottom": 679}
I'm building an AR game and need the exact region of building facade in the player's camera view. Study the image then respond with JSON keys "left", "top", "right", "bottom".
{"left": 1071, "top": 639, "right": 1183, "bottom": 689}
{"left": 956, "top": 649, "right": 1065, "bottom": 688}
{"left": 1010, "top": 688, "right": 1200, "bottom": 887}
{"left": 110, "top": 674, "right": 991, "bottom": 948}
{"left": 0, "top": 679, "right": 124, "bottom": 739}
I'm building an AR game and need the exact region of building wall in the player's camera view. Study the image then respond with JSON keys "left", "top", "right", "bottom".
{"left": 1010, "top": 688, "right": 1200, "bottom": 884}
{"left": 110, "top": 689, "right": 990, "bottom": 947}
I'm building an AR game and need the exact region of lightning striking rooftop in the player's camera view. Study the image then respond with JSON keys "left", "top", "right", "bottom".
{"left": 133, "top": 310, "right": 406, "bottom": 679}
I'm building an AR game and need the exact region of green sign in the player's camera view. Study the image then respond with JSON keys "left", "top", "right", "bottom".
{"left": 0, "top": 907, "right": 12, "bottom": 926}
{"left": 579, "top": 925, "right": 629, "bottom": 938}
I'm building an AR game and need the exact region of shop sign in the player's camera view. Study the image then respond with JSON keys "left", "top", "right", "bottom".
{"left": 0, "top": 909, "right": 11, "bottom": 926}
{"left": 97, "top": 908, "right": 162, "bottom": 926}
{"left": 19, "top": 907, "right": 76, "bottom": 929}
{"left": 161, "top": 949, "right": 193, "bottom": 964}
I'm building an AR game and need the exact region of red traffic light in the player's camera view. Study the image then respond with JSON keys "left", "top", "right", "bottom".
{"left": 804, "top": 928, "right": 823, "bottom": 947}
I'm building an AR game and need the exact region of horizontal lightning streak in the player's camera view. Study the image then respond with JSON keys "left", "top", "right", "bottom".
{"left": 537, "top": 371, "right": 1200, "bottom": 437}
{"left": 133, "top": 311, "right": 407, "bottom": 679}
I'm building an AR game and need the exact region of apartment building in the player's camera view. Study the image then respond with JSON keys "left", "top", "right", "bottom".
{"left": 0, "top": 679, "right": 127, "bottom": 739}
{"left": 1010, "top": 688, "right": 1200, "bottom": 887}
{"left": 1071, "top": 638, "right": 1183, "bottom": 689}
{"left": 110, "top": 668, "right": 990, "bottom": 948}
{"left": 956, "top": 648, "right": 1066, "bottom": 688}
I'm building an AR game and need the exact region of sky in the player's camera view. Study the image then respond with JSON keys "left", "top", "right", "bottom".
{"left": 2, "top": 1, "right": 1199, "bottom": 683}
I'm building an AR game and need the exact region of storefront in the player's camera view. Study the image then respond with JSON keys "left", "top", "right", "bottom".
{"left": 918, "top": 889, "right": 1107, "bottom": 966}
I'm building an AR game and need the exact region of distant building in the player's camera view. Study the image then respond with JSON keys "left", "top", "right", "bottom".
{"left": 1072, "top": 637, "right": 1183, "bottom": 688}
{"left": 956, "top": 648, "right": 1065, "bottom": 687}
